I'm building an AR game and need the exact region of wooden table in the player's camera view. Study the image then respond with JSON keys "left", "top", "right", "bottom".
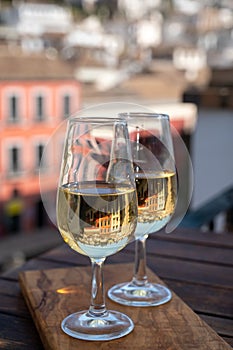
{"left": 0, "top": 227, "right": 232, "bottom": 349}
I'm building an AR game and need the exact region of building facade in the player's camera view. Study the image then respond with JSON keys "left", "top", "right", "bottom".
{"left": 0, "top": 51, "right": 81, "bottom": 234}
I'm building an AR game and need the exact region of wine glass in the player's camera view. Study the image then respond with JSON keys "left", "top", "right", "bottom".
{"left": 56, "top": 116, "right": 138, "bottom": 340}
{"left": 108, "top": 112, "right": 177, "bottom": 307}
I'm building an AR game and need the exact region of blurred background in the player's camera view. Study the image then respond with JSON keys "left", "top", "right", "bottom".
{"left": 0, "top": 0, "right": 233, "bottom": 272}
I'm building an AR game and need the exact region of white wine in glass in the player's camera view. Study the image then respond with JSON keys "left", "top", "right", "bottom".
{"left": 56, "top": 117, "right": 138, "bottom": 340}
{"left": 108, "top": 112, "right": 177, "bottom": 307}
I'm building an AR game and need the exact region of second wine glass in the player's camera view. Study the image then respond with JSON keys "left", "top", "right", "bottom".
{"left": 108, "top": 112, "right": 177, "bottom": 307}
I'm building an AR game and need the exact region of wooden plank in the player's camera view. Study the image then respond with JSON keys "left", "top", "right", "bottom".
{"left": 148, "top": 256, "right": 233, "bottom": 288}
{"left": 39, "top": 243, "right": 92, "bottom": 266}
{"left": 19, "top": 263, "right": 231, "bottom": 350}
{"left": 39, "top": 242, "right": 135, "bottom": 267}
{"left": 0, "top": 279, "right": 21, "bottom": 297}
{"left": 200, "top": 315, "right": 233, "bottom": 338}
{"left": 0, "top": 293, "right": 29, "bottom": 318}
{"left": 163, "top": 279, "right": 233, "bottom": 319}
{"left": 15, "top": 238, "right": 233, "bottom": 289}
{"left": 222, "top": 337, "right": 233, "bottom": 348}
{"left": 0, "top": 228, "right": 62, "bottom": 266}
{"left": 1, "top": 258, "right": 70, "bottom": 281}
{"left": 38, "top": 230, "right": 233, "bottom": 268}
{"left": 125, "top": 238, "right": 233, "bottom": 266}
{"left": 153, "top": 229, "right": 233, "bottom": 248}
{"left": 39, "top": 243, "right": 86, "bottom": 263}
{"left": 0, "top": 313, "right": 43, "bottom": 350}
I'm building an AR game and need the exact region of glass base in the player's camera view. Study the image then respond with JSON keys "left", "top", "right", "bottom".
{"left": 61, "top": 310, "right": 134, "bottom": 341}
{"left": 108, "top": 281, "right": 172, "bottom": 307}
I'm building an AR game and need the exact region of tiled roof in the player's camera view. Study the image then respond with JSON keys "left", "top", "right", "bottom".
{"left": 0, "top": 50, "right": 75, "bottom": 80}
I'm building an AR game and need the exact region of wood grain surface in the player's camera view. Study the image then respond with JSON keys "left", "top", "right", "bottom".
{"left": 19, "top": 263, "right": 231, "bottom": 350}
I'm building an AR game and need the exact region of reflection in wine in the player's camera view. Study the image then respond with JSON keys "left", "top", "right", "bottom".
{"left": 135, "top": 171, "right": 177, "bottom": 238}
{"left": 57, "top": 181, "right": 137, "bottom": 258}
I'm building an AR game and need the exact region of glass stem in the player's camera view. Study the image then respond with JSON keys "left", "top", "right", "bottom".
{"left": 132, "top": 235, "right": 149, "bottom": 286}
{"left": 88, "top": 258, "right": 107, "bottom": 317}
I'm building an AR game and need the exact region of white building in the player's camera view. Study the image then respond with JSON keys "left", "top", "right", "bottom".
{"left": 118, "top": 0, "right": 161, "bottom": 20}
{"left": 16, "top": 3, "right": 73, "bottom": 36}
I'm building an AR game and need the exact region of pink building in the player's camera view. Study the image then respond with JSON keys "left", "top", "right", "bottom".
{"left": 0, "top": 50, "right": 81, "bottom": 233}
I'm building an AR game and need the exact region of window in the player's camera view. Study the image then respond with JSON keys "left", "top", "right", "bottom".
{"left": 63, "top": 94, "right": 71, "bottom": 118}
{"left": 36, "top": 143, "right": 45, "bottom": 170}
{"left": 9, "top": 146, "right": 21, "bottom": 173}
{"left": 35, "top": 94, "right": 45, "bottom": 121}
{"left": 8, "top": 95, "right": 19, "bottom": 123}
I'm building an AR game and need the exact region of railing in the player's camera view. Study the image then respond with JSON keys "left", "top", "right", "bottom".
{"left": 180, "top": 186, "right": 233, "bottom": 232}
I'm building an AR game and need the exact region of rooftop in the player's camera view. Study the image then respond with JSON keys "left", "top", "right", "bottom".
{"left": 0, "top": 46, "right": 76, "bottom": 80}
